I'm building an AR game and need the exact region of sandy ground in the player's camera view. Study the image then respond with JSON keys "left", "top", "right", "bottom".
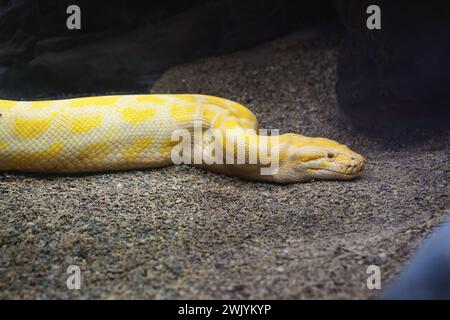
{"left": 0, "top": 33, "right": 449, "bottom": 299}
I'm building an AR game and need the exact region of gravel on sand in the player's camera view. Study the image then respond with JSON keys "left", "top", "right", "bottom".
{"left": 0, "top": 32, "right": 448, "bottom": 299}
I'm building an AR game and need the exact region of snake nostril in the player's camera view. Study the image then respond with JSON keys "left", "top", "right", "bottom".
{"left": 327, "top": 152, "right": 334, "bottom": 159}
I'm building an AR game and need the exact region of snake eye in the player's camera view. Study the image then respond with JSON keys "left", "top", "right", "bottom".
{"left": 327, "top": 152, "right": 334, "bottom": 159}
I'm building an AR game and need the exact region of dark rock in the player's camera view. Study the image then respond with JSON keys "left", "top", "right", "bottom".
{"left": 0, "top": 0, "right": 337, "bottom": 100}
{"left": 334, "top": 0, "right": 450, "bottom": 132}
{"left": 381, "top": 220, "right": 450, "bottom": 299}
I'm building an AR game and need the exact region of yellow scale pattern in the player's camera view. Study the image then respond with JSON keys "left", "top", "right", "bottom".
{"left": 0, "top": 94, "right": 256, "bottom": 173}
{"left": 0, "top": 94, "right": 364, "bottom": 182}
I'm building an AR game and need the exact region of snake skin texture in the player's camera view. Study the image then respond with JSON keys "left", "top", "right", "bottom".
{"left": 0, "top": 94, "right": 364, "bottom": 183}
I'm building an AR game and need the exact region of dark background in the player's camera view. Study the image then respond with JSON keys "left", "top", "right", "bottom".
{"left": 0, "top": 0, "right": 449, "bottom": 130}
{"left": 0, "top": 0, "right": 337, "bottom": 98}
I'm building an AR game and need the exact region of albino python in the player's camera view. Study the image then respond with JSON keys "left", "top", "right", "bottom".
{"left": 0, "top": 94, "right": 364, "bottom": 183}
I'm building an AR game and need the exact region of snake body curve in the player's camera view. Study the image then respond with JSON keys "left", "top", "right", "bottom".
{"left": 0, "top": 94, "right": 364, "bottom": 183}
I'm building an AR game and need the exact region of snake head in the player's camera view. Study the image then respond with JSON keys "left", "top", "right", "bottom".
{"left": 273, "top": 134, "right": 365, "bottom": 183}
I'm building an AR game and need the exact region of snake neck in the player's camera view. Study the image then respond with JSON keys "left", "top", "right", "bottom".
{"left": 192, "top": 129, "right": 285, "bottom": 182}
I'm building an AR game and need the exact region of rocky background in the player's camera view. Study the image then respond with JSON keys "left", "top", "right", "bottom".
{"left": 1, "top": 0, "right": 449, "bottom": 131}
{"left": 0, "top": 0, "right": 336, "bottom": 99}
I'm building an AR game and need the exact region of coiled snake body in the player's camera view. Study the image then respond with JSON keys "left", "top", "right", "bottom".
{"left": 0, "top": 94, "right": 364, "bottom": 183}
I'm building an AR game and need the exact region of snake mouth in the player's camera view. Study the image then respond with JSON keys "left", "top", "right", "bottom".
{"left": 322, "top": 169, "right": 360, "bottom": 177}
{"left": 308, "top": 167, "right": 362, "bottom": 178}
